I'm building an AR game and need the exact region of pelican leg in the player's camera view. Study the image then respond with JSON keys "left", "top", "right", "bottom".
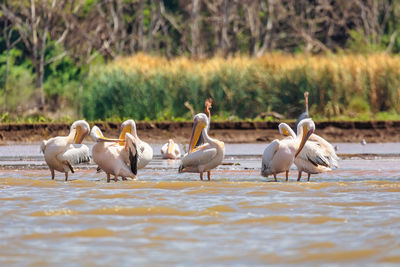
{"left": 207, "top": 171, "right": 211, "bottom": 181}
{"left": 297, "top": 171, "right": 302, "bottom": 182}
{"left": 107, "top": 173, "right": 111, "bottom": 183}
{"left": 307, "top": 173, "right": 311, "bottom": 181}
{"left": 113, "top": 176, "right": 119, "bottom": 182}
{"left": 51, "top": 169, "right": 55, "bottom": 180}
{"left": 285, "top": 171, "right": 289, "bottom": 182}
{"left": 200, "top": 172, "right": 203, "bottom": 180}
{"left": 273, "top": 172, "right": 277, "bottom": 182}
{"left": 122, "top": 177, "right": 128, "bottom": 181}
{"left": 65, "top": 172, "right": 68, "bottom": 181}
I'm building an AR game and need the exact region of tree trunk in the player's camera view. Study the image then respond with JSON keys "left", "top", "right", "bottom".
{"left": 191, "top": 0, "right": 201, "bottom": 58}
{"left": 38, "top": 51, "right": 45, "bottom": 111}
{"left": 137, "top": 0, "right": 144, "bottom": 51}
{"left": 3, "top": 20, "right": 10, "bottom": 112}
{"left": 220, "top": 0, "right": 230, "bottom": 57}
{"left": 30, "top": 0, "right": 43, "bottom": 110}
{"left": 4, "top": 48, "right": 10, "bottom": 112}
{"left": 147, "top": 0, "right": 157, "bottom": 52}
{"left": 246, "top": 0, "right": 260, "bottom": 56}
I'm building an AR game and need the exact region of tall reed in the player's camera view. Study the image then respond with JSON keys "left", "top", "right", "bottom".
{"left": 82, "top": 53, "right": 400, "bottom": 120}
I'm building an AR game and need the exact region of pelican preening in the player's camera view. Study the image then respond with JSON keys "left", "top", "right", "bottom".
{"left": 39, "top": 100, "right": 337, "bottom": 183}
{"left": 119, "top": 119, "right": 153, "bottom": 169}
{"left": 161, "top": 139, "right": 181, "bottom": 159}
{"left": 40, "top": 120, "right": 90, "bottom": 181}
{"left": 279, "top": 122, "right": 339, "bottom": 181}
{"left": 90, "top": 126, "right": 137, "bottom": 182}
{"left": 90, "top": 119, "right": 153, "bottom": 182}
{"left": 179, "top": 113, "right": 225, "bottom": 180}
{"left": 261, "top": 118, "right": 315, "bottom": 181}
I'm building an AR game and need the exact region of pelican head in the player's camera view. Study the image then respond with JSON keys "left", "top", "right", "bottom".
{"left": 188, "top": 113, "right": 209, "bottom": 152}
{"left": 279, "top": 123, "right": 295, "bottom": 138}
{"left": 90, "top": 125, "right": 124, "bottom": 142}
{"left": 119, "top": 119, "right": 137, "bottom": 139}
{"left": 167, "top": 139, "right": 175, "bottom": 154}
{"left": 70, "top": 120, "right": 90, "bottom": 144}
{"left": 295, "top": 118, "right": 315, "bottom": 158}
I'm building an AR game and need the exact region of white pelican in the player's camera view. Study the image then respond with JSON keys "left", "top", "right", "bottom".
{"left": 179, "top": 113, "right": 225, "bottom": 180}
{"left": 161, "top": 139, "right": 181, "bottom": 159}
{"left": 119, "top": 119, "right": 153, "bottom": 169}
{"left": 40, "top": 120, "right": 90, "bottom": 181}
{"left": 195, "top": 98, "right": 212, "bottom": 148}
{"left": 261, "top": 118, "right": 315, "bottom": 181}
{"left": 279, "top": 122, "right": 339, "bottom": 181}
{"left": 90, "top": 126, "right": 137, "bottom": 182}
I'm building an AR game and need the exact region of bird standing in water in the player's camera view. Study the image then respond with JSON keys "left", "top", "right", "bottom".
{"left": 119, "top": 119, "right": 153, "bottom": 169}
{"left": 179, "top": 113, "right": 225, "bottom": 180}
{"left": 40, "top": 120, "right": 90, "bottom": 181}
{"left": 261, "top": 119, "right": 315, "bottom": 181}
{"left": 279, "top": 122, "right": 338, "bottom": 181}
{"left": 90, "top": 125, "right": 137, "bottom": 182}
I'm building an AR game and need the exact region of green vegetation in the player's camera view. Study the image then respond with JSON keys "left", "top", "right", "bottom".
{"left": 2, "top": 1, "right": 400, "bottom": 122}
{"left": 78, "top": 54, "right": 400, "bottom": 122}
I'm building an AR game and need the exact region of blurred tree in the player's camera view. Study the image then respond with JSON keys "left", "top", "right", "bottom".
{"left": 1, "top": 7, "right": 21, "bottom": 112}
{"left": 1, "top": 0, "right": 70, "bottom": 111}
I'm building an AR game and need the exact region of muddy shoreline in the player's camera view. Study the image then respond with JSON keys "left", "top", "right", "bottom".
{"left": 0, "top": 120, "right": 399, "bottom": 144}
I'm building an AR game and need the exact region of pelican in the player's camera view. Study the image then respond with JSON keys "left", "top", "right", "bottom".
{"left": 295, "top": 91, "right": 309, "bottom": 134}
{"left": 161, "top": 139, "right": 181, "bottom": 159}
{"left": 90, "top": 126, "right": 137, "bottom": 182}
{"left": 119, "top": 119, "right": 153, "bottom": 169}
{"left": 279, "top": 122, "right": 339, "bottom": 181}
{"left": 195, "top": 98, "right": 212, "bottom": 148}
{"left": 40, "top": 120, "right": 90, "bottom": 181}
{"left": 261, "top": 118, "right": 315, "bottom": 181}
{"left": 179, "top": 113, "right": 225, "bottom": 180}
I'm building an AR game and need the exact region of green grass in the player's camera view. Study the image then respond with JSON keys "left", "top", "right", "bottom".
{"left": 3, "top": 53, "right": 400, "bottom": 122}
{"left": 2, "top": 112, "right": 400, "bottom": 124}
{"left": 78, "top": 54, "right": 400, "bottom": 121}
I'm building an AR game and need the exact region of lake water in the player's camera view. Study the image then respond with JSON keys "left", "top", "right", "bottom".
{"left": 0, "top": 143, "right": 399, "bottom": 265}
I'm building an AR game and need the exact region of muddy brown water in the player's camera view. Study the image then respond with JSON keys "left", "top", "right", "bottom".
{"left": 0, "top": 143, "right": 399, "bottom": 265}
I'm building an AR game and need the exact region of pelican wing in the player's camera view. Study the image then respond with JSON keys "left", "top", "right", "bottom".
{"left": 298, "top": 141, "right": 330, "bottom": 168}
{"left": 161, "top": 143, "right": 168, "bottom": 155}
{"left": 57, "top": 144, "right": 90, "bottom": 165}
{"left": 123, "top": 133, "right": 138, "bottom": 175}
{"left": 262, "top": 140, "right": 280, "bottom": 168}
{"left": 174, "top": 145, "right": 181, "bottom": 157}
{"left": 294, "top": 154, "right": 331, "bottom": 174}
{"left": 181, "top": 146, "right": 217, "bottom": 167}
{"left": 139, "top": 142, "right": 153, "bottom": 162}
{"left": 40, "top": 140, "right": 48, "bottom": 154}
{"left": 309, "top": 134, "right": 339, "bottom": 168}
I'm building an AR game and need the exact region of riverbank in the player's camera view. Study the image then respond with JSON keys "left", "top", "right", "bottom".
{"left": 0, "top": 120, "right": 399, "bottom": 144}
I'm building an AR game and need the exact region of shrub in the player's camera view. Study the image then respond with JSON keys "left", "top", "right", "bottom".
{"left": 80, "top": 53, "right": 400, "bottom": 120}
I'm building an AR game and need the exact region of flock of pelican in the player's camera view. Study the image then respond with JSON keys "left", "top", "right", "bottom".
{"left": 41, "top": 93, "right": 338, "bottom": 182}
